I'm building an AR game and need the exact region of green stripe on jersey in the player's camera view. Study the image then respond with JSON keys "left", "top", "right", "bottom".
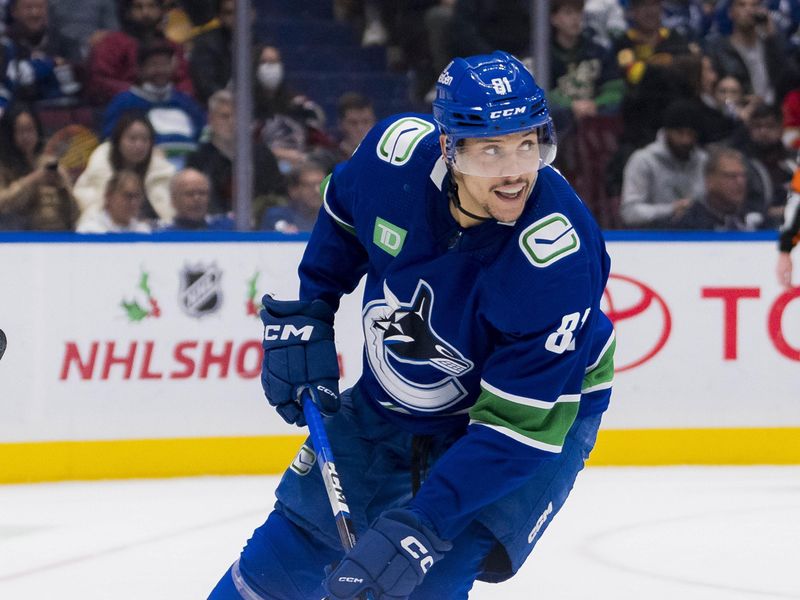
{"left": 321, "top": 174, "right": 356, "bottom": 236}
{"left": 582, "top": 337, "right": 615, "bottom": 394}
{"left": 469, "top": 386, "right": 580, "bottom": 451}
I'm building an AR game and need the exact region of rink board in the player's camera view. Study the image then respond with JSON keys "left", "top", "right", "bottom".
{"left": 0, "top": 231, "right": 798, "bottom": 482}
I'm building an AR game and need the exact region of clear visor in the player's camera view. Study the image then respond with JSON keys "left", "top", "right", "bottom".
{"left": 449, "top": 123, "right": 557, "bottom": 178}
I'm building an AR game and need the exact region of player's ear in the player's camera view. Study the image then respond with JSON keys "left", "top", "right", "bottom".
{"left": 439, "top": 134, "right": 447, "bottom": 159}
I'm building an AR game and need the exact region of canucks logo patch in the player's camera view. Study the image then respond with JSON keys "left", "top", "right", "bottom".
{"left": 376, "top": 117, "right": 435, "bottom": 166}
{"left": 363, "top": 280, "right": 473, "bottom": 412}
{"left": 519, "top": 213, "right": 580, "bottom": 268}
{"left": 290, "top": 444, "right": 316, "bottom": 476}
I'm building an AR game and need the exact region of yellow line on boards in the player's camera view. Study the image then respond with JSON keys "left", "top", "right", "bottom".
{"left": 0, "top": 435, "right": 306, "bottom": 484}
{"left": 588, "top": 427, "right": 800, "bottom": 466}
{"left": 1, "top": 428, "right": 799, "bottom": 484}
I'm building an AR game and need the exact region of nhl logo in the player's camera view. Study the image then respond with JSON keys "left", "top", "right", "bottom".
{"left": 178, "top": 263, "right": 223, "bottom": 318}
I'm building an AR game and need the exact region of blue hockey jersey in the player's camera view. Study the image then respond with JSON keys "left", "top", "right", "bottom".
{"left": 298, "top": 113, "right": 615, "bottom": 542}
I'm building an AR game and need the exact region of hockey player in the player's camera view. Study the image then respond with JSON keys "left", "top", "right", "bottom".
{"left": 209, "top": 51, "right": 615, "bottom": 600}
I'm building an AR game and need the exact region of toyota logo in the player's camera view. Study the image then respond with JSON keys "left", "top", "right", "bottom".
{"left": 603, "top": 274, "right": 672, "bottom": 372}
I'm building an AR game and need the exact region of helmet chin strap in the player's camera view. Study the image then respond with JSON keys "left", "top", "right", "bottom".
{"left": 447, "top": 175, "right": 493, "bottom": 223}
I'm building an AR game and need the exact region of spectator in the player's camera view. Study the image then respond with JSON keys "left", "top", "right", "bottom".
{"left": 0, "top": 103, "right": 78, "bottom": 230}
{"left": 47, "top": 0, "right": 119, "bottom": 60}
{"left": 260, "top": 160, "right": 326, "bottom": 233}
{"left": 620, "top": 99, "right": 708, "bottom": 228}
{"left": 102, "top": 39, "right": 205, "bottom": 167}
{"left": 161, "top": 167, "right": 234, "bottom": 230}
{"left": 710, "top": 0, "right": 800, "bottom": 39}
{"left": 728, "top": 102, "right": 795, "bottom": 223}
{"left": 705, "top": 0, "right": 785, "bottom": 105}
{"left": 675, "top": 146, "right": 767, "bottom": 229}
{"left": 74, "top": 111, "right": 175, "bottom": 222}
{"left": 77, "top": 169, "right": 152, "bottom": 232}
{"left": 188, "top": 0, "right": 239, "bottom": 105}
{"left": 776, "top": 168, "right": 800, "bottom": 286}
{"left": 613, "top": 0, "right": 693, "bottom": 87}
{"left": 2, "top": 0, "right": 82, "bottom": 107}
{"left": 548, "top": 0, "right": 624, "bottom": 125}
{"left": 697, "top": 55, "right": 743, "bottom": 143}
{"left": 256, "top": 46, "right": 330, "bottom": 175}
{"left": 334, "top": 92, "right": 376, "bottom": 162}
{"left": 711, "top": 72, "right": 760, "bottom": 124}
{"left": 186, "top": 89, "right": 284, "bottom": 217}
{"left": 86, "top": 0, "right": 194, "bottom": 105}
{"left": 254, "top": 45, "right": 292, "bottom": 120}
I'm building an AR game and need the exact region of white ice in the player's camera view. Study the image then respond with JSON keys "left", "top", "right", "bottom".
{"left": 0, "top": 466, "right": 798, "bottom": 599}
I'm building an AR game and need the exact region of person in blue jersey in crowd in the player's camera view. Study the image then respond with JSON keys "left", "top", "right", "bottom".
{"left": 209, "top": 51, "right": 615, "bottom": 600}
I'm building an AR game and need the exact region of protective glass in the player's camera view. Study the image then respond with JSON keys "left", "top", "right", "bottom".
{"left": 449, "top": 123, "right": 557, "bottom": 178}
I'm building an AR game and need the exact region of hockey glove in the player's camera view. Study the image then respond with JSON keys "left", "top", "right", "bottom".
{"left": 324, "top": 509, "right": 452, "bottom": 600}
{"left": 260, "top": 296, "right": 340, "bottom": 426}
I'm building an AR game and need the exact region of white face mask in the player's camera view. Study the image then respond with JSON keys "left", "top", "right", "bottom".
{"left": 258, "top": 62, "right": 284, "bottom": 91}
{"left": 141, "top": 82, "right": 173, "bottom": 100}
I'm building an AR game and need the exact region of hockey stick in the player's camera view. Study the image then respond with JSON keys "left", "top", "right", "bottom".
{"left": 0, "top": 329, "right": 6, "bottom": 361}
{"left": 300, "top": 387, "right": 373, "bottom": 600}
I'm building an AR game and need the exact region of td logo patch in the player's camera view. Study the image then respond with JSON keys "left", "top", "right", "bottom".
{"left": 519, "top": 213, "right": 580, "bottom": 267}
{"left": 373, "top": 217, "right": 407, "bottom": 256}
{"left": 377, "top": 117, "right": 435, "bottom": 166}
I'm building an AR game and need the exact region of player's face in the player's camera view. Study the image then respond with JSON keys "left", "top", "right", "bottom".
{"left": 444, "top": 131, "right": 540, "bottom": 224}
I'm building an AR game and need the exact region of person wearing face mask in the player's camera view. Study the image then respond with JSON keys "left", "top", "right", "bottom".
{"left": 101, "top": 40, "right": 206, "bottom": 169}
{"left": 255, "top": 45, "right": 333, "bottom": 176}
{"left": 87, "top": 0, "right": 195, "bottom": 105}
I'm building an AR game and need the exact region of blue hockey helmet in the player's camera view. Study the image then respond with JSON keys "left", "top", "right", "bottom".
{"left": 432, "top": 51, "right": 556, "bottom": 177}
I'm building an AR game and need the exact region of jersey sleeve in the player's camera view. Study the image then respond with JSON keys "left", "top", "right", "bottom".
{"left": 409, "top": 260, "right": 614, "bottom": 541}
{"left": 298, "top": 160, "right": 369, "bottom": 310}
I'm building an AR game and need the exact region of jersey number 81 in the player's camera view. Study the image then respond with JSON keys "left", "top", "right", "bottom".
{"left": 545, "top": 308, "right": 591, "bottom": 354}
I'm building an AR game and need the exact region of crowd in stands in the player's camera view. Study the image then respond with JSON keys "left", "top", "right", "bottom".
{"left": 0, "top": 0, "right": 377, "bottom": 234}
{"left": 0, "top": 0, "right": 798, "bottom": 249}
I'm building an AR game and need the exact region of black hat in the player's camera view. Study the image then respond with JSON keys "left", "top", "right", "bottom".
{"left": 662, "top": 99, "right": 702, "bottom": 132}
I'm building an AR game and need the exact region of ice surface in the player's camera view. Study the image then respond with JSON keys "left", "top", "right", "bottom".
{"left": 0, "top": 467, "right": 798, "bottom": 599}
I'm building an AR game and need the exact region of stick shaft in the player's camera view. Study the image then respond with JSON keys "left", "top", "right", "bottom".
{"left": 302, "top": 392, "right": 357, "bottom": 551}
{"left": 301, "top": 389, "right": 372, "bottom": 600}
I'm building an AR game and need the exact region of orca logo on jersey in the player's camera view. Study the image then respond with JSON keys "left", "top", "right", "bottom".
{"left": 362, "top": 280, "right": 473, "bottom": 412}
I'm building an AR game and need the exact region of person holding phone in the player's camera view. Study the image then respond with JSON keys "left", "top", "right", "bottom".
{"left": 0, "top": 103, "right": 79, "bottom": 231}
{"left": 706, "top": 0, "right": 785, "bottom": 106}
